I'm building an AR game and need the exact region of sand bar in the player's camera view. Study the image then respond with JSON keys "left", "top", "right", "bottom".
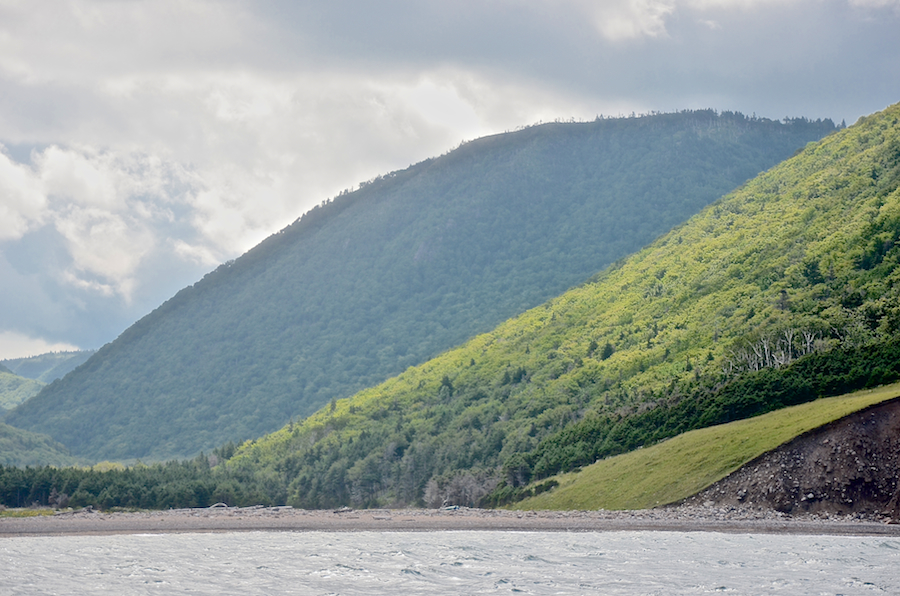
{"left": 2, "top": 505, "right": 899, "bottom": 537}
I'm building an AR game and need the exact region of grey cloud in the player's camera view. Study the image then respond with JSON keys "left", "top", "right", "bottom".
{"left": 251, "top": 0, "right": 899, "bottom": 122}
{"left": 0, "top": 224, "right": 212, "bottom": 350}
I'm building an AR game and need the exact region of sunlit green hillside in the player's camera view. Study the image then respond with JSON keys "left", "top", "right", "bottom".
{"left": 227, "top": 102, "right": 900, "bottom": 509}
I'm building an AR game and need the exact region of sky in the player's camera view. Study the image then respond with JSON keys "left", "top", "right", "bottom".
{"left": 1, "top": 0, "right": 899, "bottom": 359}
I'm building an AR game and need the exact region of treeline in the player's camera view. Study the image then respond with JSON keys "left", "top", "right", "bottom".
{"left": 0, "top": 423, "right": 80, "bottom": 468}
{"left": 3, "top": 333, "right": 899, "bottom": 511}
{"left": 0, "top": 444, "right": 279, "bottom": 510}
{"left": 6, "top": 106, "right": 896, "bottom": 510}
{"left": 1, "top": 351, "right": 95, "bottom": 384}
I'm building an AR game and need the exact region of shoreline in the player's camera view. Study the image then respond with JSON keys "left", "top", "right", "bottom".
{"left": 2, "top": 505, "right": 899, "bottom": 537}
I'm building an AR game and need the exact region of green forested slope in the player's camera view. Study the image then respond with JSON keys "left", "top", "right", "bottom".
{"left": 225, "top": 102, "right": 900, "bottom": 509}
{"left": 0, "top": 372, "right": 43, "bottom": 412}
{"left": 0, "top": 351, "right": 96, "bottom": 414}
{"left": 0, "top": 423, "right": 81, "bottom": 468}
{"left": 6, "top": 111, "right": 833, "bottom": 462}
{"left": 2, "top": 351, "right": 95, "bottom": 384}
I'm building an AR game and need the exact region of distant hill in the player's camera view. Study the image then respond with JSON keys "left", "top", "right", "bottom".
{"left": 1, "top": 351, "right": 95, "bottom": 384}
{"left": 224, "top": 101, "right": 900, "bottom": 509}
{"left": 0, "top": 371, "right": 43, "bottom": 413}
{"left": 0, "top": 422, "right": 81, "bottom": 468}
{"left": 0, "top": 351, "right": 95, "bottom": 415}
{"left": 5, "top": 110, "right": 836, "bottom": 461}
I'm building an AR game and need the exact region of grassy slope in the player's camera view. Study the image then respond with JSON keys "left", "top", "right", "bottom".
{"left": 515, "top": 383, "right": 900, "bottom": 510}
{"left": 226, "top": 102, "right": 900, "bottom": 509}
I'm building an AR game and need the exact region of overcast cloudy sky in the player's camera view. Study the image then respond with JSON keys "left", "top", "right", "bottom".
{"left": 1, "top": 0, "right": 899, "bottom": 359}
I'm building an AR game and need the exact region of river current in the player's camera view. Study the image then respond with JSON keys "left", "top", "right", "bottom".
{"left": 2, "top": 530, "right": 898, "bottom": 595}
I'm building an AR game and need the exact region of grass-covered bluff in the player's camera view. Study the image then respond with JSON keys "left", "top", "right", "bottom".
{"left": 515, "top": 384, "right": 900, "bottom": 511}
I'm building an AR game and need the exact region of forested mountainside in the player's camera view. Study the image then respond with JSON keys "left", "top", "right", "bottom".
{"left": 223, "top": 102, "right": 900, "bottom": 509}
{"left": 5, "top": 110, "right": 835, "bottom": 462}
{"left": 0, "top": 370, "right": 43, "bottom": 413}
{"left": 1, "top": 351, "right": 95, "bottom": 384}
{"left": 0, "top": 351, "right": 96, "bottom": 413}
{"left": 0, "top": 422, "right": 80, "bottom": 468}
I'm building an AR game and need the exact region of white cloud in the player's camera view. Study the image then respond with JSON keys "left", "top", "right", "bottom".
{"left": 172, "top": 239, "right": 220, "bottom": 267}
{"left": 686, "top": 0, "right": 789, "bottom": 8}
{"left": 0, "top": 0, "right": 257, "bottom": 85}
{"left": 699, "top": 18, "right": 722, "bottom": 28}
{"left": 0, "top": 149, "right": 45, "bottom": 240}
{"left": 0, "top": 331, "right": 80, "bottom": 360}
{"left": 0, "top": 144, "right": 203, "bottom": 301}
{"left": 562, "top": 0, "right": 893, "bottom": 42}
{"left": 53, "top": 205, "right": 156, "bottom": 301}
{"left": 38, "top": 146, "right": 121, "bottom": 209}
{"left": 562, "top": 0, "right": 676, "bottom": 42}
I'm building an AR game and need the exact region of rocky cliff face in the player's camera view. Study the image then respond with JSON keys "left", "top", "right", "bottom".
{"left": 686, "top": 397, "right": 900, "bottom": 520}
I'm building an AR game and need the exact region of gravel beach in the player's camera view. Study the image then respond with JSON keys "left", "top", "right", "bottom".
{"left": 2, "top": 505, "right": 899, "bottom": 537}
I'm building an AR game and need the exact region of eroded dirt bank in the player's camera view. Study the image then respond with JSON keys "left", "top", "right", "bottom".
{"left": 685, "top": 396, "right": 900, "bottom": 519}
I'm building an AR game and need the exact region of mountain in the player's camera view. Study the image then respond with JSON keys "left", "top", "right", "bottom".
{"left": 4, "top": 110, "right": 836, "bottom": 462}
{"left": 223, "top": 101, "right": 900, "bottom": 509}
{"left": 2, "top": 351, "right": 96, "bottom": 384}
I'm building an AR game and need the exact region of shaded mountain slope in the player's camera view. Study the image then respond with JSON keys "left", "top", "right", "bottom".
{"left": 0, "top": 423, "right": 81, "bottom": 468}
{"left": 0, "top": 371, "right": 43, "bottom": 412}
{"left": 225, "top": 102, "right": 900, "bottom": 509}
{"left": 6, "top": 111, "right": 835, "bottom": 461}
{"left": 0, "top": 351, "right": 96, "bottom": 414}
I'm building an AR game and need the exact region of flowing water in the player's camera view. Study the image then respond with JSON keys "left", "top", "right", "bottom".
{"left": 2, "top": 530, "right": 898, "bottom": 595}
